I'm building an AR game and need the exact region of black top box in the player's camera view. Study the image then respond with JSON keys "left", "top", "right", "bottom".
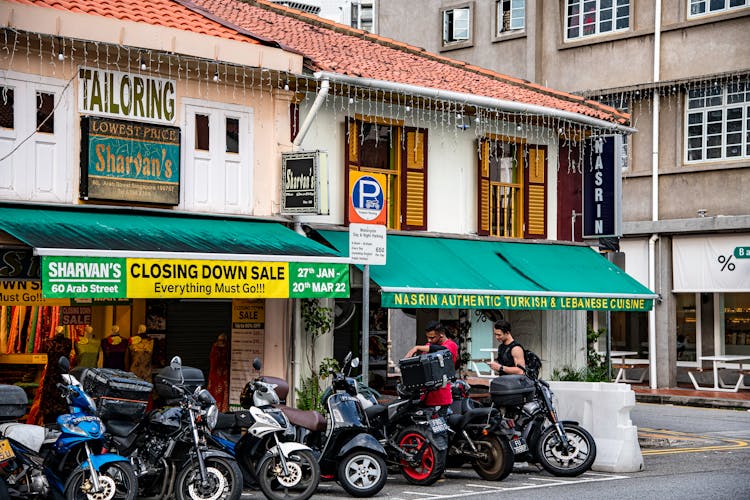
{"left": 155, "top": 365, "right": 205, "bottom": 399}
{"left": 0, "top": 385, "right": 28, "bottom": 421}
{"left": 399, "top": 349, "right": 456, "bottom": 390}
{"left": 489, "top": 375, "right": 535, "bottom": 406}
{"left": 79, "top": 368, "right": 153, "bottom": 402}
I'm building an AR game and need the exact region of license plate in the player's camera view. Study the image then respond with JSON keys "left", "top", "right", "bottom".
{"left": 0, "top": 438, "right": 15, "bottom": 462}
{"left": 510, "top": 437, "right": 528, "bottom": 454}
{"left": 429, "top": 418, "right": 449, "bottom": 433}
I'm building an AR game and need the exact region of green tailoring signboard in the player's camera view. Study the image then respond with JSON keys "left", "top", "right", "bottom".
{"left": 42, "top": 257, "right": 349, "bottom": 300}
{"left": 381, "top": 292, "right": 653, "bottom": 312}
{"left": 80, "top": 116, "right": 181, "bottom": 205}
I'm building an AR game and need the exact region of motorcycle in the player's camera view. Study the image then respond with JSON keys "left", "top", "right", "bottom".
{"left": 0, "top": 357, "right": 138, "bottom": 500}
{"left": 490, "top": 366, "right": 597, "bottom": 477}
{"left": 363, "top": 383, "right": 449, "bottom": 486}
{"left": 211, "top": 359, "right": 320, "bottom": 500}
{"left": 297, "top": 353, "right": 388, "bottom": 497}
{"left": 102, "top": 356, "right": 243, "bottom": 500}
{"left": 445, "top": 379, "right": 515, "bottom": 481}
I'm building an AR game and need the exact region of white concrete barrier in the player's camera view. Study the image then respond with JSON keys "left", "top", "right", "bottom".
{"left": 548, "top": 381, "right": 643, "bottom": 473}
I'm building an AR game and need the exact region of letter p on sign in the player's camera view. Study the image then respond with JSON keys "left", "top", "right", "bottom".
{"left": 349, "top": 171, "right": 387, "bottom": 225}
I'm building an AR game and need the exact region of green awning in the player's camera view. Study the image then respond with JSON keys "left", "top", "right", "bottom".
{"left": 318, "top": 230, "right": 656, "bottom": 311}
{"left": 0, "top": 203, "right": 346, "bottom": 263}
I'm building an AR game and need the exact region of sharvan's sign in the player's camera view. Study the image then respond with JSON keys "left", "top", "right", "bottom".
{"left": 78, "top": 67, "right": 176, "bottom": 125}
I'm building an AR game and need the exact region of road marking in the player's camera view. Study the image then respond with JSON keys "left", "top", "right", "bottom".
{"left": 394, "top": 474, "right": 628, "bottom": 499}
{"left": 639, "top": 427, "right": 748, "bottom": 455}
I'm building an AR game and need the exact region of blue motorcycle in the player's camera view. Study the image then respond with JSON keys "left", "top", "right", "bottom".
{"left": 0, "top": 357, "right": 137, "bottom": 499}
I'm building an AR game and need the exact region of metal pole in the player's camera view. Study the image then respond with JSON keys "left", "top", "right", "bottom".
{"left": 606, "top": 311, "right": 612, "bottom": 380}
{"left": 362, "top": 264, "right": 370, "bottom": 386}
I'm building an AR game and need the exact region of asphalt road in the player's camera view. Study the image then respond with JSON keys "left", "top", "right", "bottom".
{"left": 241, "top": 403, "right": 750, "bottom": 499}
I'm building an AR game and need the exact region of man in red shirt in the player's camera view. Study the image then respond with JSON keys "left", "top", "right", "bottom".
{"left": 405, "top": 321, "right": 459, "bottom": 415}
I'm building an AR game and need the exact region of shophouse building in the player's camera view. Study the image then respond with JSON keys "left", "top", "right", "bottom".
{"left": 372, "top": 0, "right": 750, "bottom": 388}
{"left": 0, "top": 0, "right": 653, "bottom": 412}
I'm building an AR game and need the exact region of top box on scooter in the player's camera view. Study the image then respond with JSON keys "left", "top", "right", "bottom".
{"left": 0, "top": 384, "right": 28, "bottom": 422}
{"left": 155, "top": 365, "right": 205, "bottom": 400}
{"left": 399, "top": 350, "right": 456, "bottom": 390}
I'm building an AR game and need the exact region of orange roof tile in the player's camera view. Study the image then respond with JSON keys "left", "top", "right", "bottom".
{"left": 8, "top": 0, "right": 260, "bottom": 45}
{"left": 193, "top": 0, "right": 627, "bottom": 124}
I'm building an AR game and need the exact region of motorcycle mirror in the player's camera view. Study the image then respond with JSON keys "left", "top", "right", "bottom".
{"left": 170, "top": 356, "right": 182, "bottom": 370}
{"left": 252, "top": 358, "right": 262, "bottom": 371}
{"left": 343, "top": 351, "right": 352, "bottom": 366}
{"left": 58, "top": 356, "right": 70, "bottom": 373}
{"left": 351, "top": 357, "right": 360, "bottom": 368}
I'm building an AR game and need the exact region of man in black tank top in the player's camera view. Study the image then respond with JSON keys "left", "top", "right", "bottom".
{"left": 488, "top": 319, "right": 525, "bottom": 375}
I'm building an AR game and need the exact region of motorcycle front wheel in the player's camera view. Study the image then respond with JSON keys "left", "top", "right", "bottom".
{"left": 337, "top": 450, "right": 387, "bottom": 497}
{"left": 175, "top": 456, "right": 243, "bottom": 500}
{"left": 536, "top": 423, "right": 597, "bottom": 477}
{"left": 396, "top": 426, "right": 446, "bottom": 486}
{"left": 64, "top": 461, "right": 137, "bottom": 500}
{"left": 257, "top": 449, "right": 319, "bottom": 500}
{"left": 471, "top": 434, "right": 514, "bottom": 481}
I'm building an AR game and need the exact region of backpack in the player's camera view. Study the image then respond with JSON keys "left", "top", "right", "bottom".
{"left": 523, "top": 349, "right": 543, "bottom": 378}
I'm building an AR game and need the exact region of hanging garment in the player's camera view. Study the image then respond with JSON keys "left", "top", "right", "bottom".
{"left": 128, "top": 336, "right": 154, "bottom": 381}
{"left": 40, "top": 334, "right": 73, "bottom": 424}
{"left": 207, "top": 340, "right": 229, "bottom": 412}
{"left": 101, "top": 335, "right": 128, "bottom": 370}
{"left": 74, "top": 338, "right": 102, "bottom": 368}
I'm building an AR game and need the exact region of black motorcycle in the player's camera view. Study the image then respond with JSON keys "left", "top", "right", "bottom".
{"left": 363, "top": 384, "right": 449, "bottom": 486}
{"left": 103, "top": 357, "right": 243, "bottom": 500}
{"left": 489, "top": 368, "right": 597, "bottom": 477}
{"left": 446, "top": 379, "right": 514, "bottom": 481}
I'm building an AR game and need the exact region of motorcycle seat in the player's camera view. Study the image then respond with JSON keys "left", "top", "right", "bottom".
{"left": 364, "top": 403, "right": 387, "bottom": 421}
{"left": 274, "top": 405, "right": 326, "bottom": 432}
{"left": 214, "top": 412, "right": 238, "bottom": 430}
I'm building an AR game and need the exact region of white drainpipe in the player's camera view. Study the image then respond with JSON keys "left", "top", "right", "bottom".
{"left": 648, "top": 0, "right": 662, "bottom": 389}
{"left": 293, "top": 77, "right": 330, "bottom": 148}
{"left": 313, "top": 71, "right": 636, "bottom": 134}
{"left": 291, "top": 77, "right": 330, "bottom": 235}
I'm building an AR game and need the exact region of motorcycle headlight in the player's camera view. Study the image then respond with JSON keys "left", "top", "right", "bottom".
{"left": 197, "top": 389, "right": 216, "bottom": 406}
{"left": 206, "top": 404, "right": 218, "bottom": 430}
{"left": 61, "top": 422, "right": 89, "bottom": 437}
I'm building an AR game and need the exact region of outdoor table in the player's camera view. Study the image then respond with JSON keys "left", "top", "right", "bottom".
{"left": 689, "top": 355, "right": 750, "bottom": 392}
{"left": 598, "top": 350, "right": 639, "bottom": 382}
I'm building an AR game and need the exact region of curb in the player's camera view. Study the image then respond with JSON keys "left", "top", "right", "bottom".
{"left": 635, "top": 393, "right": 750, "bottom": 410}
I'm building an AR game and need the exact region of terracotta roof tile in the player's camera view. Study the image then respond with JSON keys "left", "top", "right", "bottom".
{"left": 193, "top": 0, "right": 626, "bottom": 123}
{"left": 9, "top": 0, "right": 259, "bottom": 44}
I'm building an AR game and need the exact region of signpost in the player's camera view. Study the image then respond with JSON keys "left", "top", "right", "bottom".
{"left": 349, "top": 172, "right": 387, "bottom": 385}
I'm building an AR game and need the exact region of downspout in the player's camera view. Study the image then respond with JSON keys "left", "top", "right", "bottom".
{"left": 291, "top": 77, "right": 330, "bottom": 236}
{"left": 293, "top": 77, "right": 330, "bottom": 148}
{"left": 648, "top": 0, "right": 662, "bottom": 389}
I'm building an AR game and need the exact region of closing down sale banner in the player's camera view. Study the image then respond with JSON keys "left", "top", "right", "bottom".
{"left": 42, "top": 257, "right": 349, "bottom": 299}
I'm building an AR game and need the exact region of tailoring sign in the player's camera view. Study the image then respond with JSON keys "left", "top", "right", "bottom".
{"left": 582, "top": 135, "right": 623, "bottom": 239}
{"left": 80, "top": 116, "right": 180, "bottom": 205}
{"left": 78, "top": 67, "right": 176, "bottom": 124}
{"left": 673, "top": 234, "right": 750, "bottom": 292}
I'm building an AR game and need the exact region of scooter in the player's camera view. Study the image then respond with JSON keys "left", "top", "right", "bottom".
{"left": 300, "top": 353, "right": 388, "bottom": 497}
{"left": 0, "top": 357, "right": 138, "bottom": 499}
{"left": 211, "top": 359, "right": 320, "bottom": 500}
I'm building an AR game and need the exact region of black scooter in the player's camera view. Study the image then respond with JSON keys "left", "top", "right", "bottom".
{"left": 303, "top": 353, "right": 388, "bottom": 497}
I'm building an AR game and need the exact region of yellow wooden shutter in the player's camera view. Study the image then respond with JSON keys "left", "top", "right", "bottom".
{"left": 477, "top": 139, "right": 490, "bottom": 235}
{"left": 402, "top": 128, "right": 427, "bottom": 230}
{"left": 525, "top": 146, "right": 547, "bottom": 238}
